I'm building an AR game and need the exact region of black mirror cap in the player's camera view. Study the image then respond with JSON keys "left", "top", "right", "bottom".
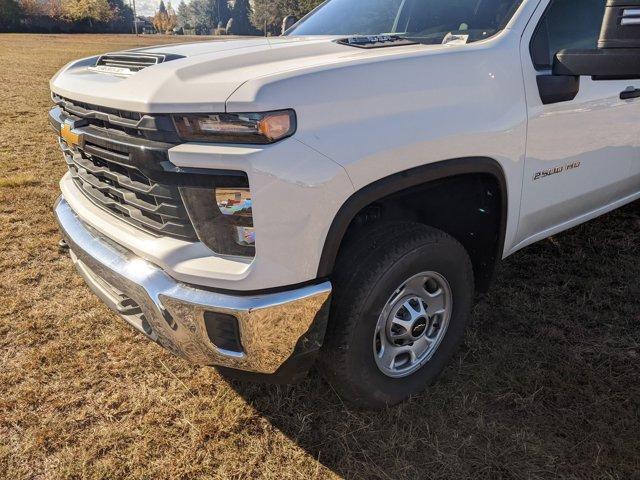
{"left": 536, "top": 75, "right": 580, "bottom": 105}
{"left": 599, "top": 0, "right": 640, "bottom": 49}
{"left": 553, "top": 49, "right": 640, "bottom": 80}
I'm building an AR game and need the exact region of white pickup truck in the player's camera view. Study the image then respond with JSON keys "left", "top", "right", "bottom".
{"left": 50, "top": 0, "right": 640, "bottom": 408}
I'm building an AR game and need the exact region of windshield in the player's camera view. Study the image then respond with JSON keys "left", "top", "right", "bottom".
{"left": 288, "top": 0, "right": 524, "bottom": 44}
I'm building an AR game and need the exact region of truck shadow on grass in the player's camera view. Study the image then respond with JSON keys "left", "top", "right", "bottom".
{"left": 226, "top": 202, "right": 640, "bottom": 480}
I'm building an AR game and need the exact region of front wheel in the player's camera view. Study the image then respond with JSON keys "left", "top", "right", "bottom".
{"left": 320, "top": 222, "right": 474, "bottom": 409}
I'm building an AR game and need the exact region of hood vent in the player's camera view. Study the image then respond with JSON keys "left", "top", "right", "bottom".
{"left": 89, "top": 52, "right": 184, "bottom": 77}
{"left": 337, "top": 35, "right": 418, "bottom": 49}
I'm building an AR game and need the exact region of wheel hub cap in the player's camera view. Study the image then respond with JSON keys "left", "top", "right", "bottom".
{"left": 411, "top": 317, "right": 427, "bottom": 337}
{"left": 373, "top": 271, "right": 453, "bottom": 378}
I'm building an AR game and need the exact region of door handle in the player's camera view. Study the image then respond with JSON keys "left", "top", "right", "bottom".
{"left": 620, "top": 88, "right": 640, "bottom": 100}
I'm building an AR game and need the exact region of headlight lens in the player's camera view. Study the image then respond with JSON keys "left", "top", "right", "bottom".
{"left": 173, "top": 110, "right": 296, "bottom": 144}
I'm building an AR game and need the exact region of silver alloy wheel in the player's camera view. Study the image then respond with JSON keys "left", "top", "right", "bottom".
{"left": 373, "top": 271, "right": 453, "bottom": 378}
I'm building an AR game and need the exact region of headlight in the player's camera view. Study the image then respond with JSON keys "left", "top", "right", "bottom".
{"left": 173, "top": 110, "right": 296, "bottom": 144}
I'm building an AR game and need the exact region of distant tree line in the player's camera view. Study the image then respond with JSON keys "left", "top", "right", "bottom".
{"left": 0, "top": 0, "right": 134, "bottom": 32}
{"left": 173, "top": 0, "right": 324, "bottom": 36}
{"left": 0, "top": 0, "right": 325, "bottom": 34}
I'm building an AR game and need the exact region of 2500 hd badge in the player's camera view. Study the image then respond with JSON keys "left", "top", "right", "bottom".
{"left": 533, "top": 162, "right": 582, "bottom": 181}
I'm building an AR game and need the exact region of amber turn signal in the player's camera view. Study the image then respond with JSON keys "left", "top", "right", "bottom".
{"left": 257, "top": 111, "right": 294, "bottom": 142}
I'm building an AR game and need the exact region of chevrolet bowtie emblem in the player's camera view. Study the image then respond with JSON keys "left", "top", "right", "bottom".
{"left": 61, "top": 123, "right": 82, "bottom": 147}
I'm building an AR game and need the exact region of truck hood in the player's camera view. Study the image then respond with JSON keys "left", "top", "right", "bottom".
{"left": 50, "top": 36, "right": 427, "bottom": 113}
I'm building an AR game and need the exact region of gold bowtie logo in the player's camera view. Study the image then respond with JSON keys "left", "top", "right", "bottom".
{"left": 61, "top": 123, "right": 81, "bottom": 147}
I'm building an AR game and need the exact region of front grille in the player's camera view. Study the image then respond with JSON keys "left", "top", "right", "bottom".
{"left": 59, "top": 139, "right": 196, "bottom": 239}
{"left": 52, "top": 94, "right": 181, "bottom": 142}
{"left": 53, "top": 98, "right": 198, "bottom": 240}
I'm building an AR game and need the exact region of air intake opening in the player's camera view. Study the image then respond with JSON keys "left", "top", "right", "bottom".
{"left": 204, "top": 312, "right": 243, "bottom": 353}
{"left": 90, "top": 52, "right": 184, "bottom": 76}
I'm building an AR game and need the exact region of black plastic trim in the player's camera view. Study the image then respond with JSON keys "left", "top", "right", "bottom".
{"left": 536, "top": 74, "right": 580, "bottom": 104}
{"left": 182, "top": 277, "right": 331, "bottom": 297}
{"left": 620, "top": 87, "right": 640, "bottom": 99}
{"left": 599, "top": 0, "right": 640, "bottom": 49}
{"left": 554, "top": 49, "right": 640, "bottom": 80}
{"left": 204, "top": 311, "right": 244, "bottom": 353}
{"left": 529, "top": 0, "right": 553, "bottom": 71}
{"left": 316, "top": 158, "right": 508, "bottom": 281}
{"left": 529, "top": 0, "right": 608, "bottom": 71}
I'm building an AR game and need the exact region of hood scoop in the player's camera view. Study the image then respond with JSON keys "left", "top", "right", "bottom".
{"left": 89, "top": 52, "right": 185, "bottom": 77}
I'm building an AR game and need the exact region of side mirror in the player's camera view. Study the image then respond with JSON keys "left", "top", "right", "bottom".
{"left": 539, "top": 0, "right": 640, "bottom": 104}
{"left": 553, "top": 49, "right": 640, "bottom": 80}
{"left": 282, "top": 15, "right": 298, "bottom": 35}
{"left": 556, "top": 0, "right": 640, "bottom": 79}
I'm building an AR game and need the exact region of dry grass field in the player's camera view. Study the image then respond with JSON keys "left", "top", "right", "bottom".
{"left": 1, "top": 34, "right": 639, "bottom": 480}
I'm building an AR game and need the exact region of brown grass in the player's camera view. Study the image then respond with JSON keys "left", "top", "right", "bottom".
{"left": 0, "top": 175, "right": 41, "bottom": 188}
{"left": 1, "top": 34, "right": 639, "bottom": 480}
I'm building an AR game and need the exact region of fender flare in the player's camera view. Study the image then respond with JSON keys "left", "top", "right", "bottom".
{"left": 317, "top": 157, "right": 509, "bottom": 280}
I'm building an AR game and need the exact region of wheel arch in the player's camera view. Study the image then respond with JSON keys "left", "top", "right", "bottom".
{"left": 318, "top": 157, "right": 509, "bottom": 292}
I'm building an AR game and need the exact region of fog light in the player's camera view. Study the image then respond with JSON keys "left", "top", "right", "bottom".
{"left": 214, "top": 188, "right": 255, "bottom": 248}
{"left": 180, "top": 186, "right": 255, "bottom": 257}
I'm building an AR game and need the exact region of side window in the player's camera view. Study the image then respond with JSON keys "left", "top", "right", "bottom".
{"left": 530, "top": 0, "right": 606, "bottom": 70}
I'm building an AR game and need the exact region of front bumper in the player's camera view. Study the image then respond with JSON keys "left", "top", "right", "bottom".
{"left": 55, "top": 197, "right": 332, "bottom": 377}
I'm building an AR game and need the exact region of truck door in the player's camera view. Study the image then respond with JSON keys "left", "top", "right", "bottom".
{"left": 516, "top": 0, "right": 640, "bottom": 249}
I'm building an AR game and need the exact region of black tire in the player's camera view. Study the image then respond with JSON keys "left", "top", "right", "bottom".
{"left": 319, "top": 221, "right": 474, "bottom": 409}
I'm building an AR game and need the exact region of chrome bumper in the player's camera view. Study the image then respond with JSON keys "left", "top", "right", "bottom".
{"left": 54, "top": 197, "right": 332, "bottom": 375}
